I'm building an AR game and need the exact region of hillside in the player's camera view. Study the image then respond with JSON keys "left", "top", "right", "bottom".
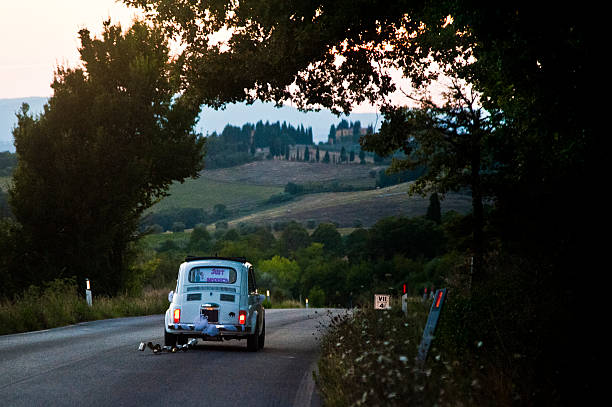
{"left": 148, "top": 160, "right": 384, "bottom": 214}
{"left": 226, "top": 182, "right": 471, "bottom": 228}
{"left": 151, "top": 160, "right": 472, "bottom": 228}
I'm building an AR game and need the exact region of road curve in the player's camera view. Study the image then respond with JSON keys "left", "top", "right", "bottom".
{"left": 0, "top": 308, "right": 342, "bottom": 407}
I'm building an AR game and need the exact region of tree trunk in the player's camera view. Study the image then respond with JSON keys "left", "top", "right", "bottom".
{"left": 470, "top": 132, "right": 484, "bottom": 291}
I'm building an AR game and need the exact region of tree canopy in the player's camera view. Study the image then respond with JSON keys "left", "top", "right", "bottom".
{"left": 9, "top": 20, "right": 205, "bottom": 294}
{"left": 117, "top": 1, "right": 594, "bottom": 400}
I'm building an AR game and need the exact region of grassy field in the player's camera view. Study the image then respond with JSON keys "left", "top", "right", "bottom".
{"left": 149, "top": 160, "right": 383, "bottom": 214}
{"left": 227, "top": 182, "right": 472, "bottom": 228}
{"left": 149, "top": 160, "right": 471, "bottom": 228}
{"left": 149, "top": 176, "right": 283, "bottom": 213}
{"left": 204, "top": 160, "right": 384, "bottom": 187}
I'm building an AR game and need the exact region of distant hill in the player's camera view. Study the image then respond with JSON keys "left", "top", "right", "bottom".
{"left": 148, "top": 160, "right": 472, "bottom": 229}
{"left": 0, "top": 97, "right": 383, "bottom": 152}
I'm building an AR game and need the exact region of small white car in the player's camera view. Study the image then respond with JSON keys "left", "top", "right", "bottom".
{"left": 164, "top": 256, "right": 266, "bottom": 351}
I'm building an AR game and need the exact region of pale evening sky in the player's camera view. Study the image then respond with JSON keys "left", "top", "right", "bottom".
{"left": 0, "top": 0, "right": 422, "bottom": 112}
{"left": 0, "top": 0, "right": 141, "bottom": 99}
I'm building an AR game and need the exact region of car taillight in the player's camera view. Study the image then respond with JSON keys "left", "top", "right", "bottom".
{"left": 173, "top": 308, "right": 181, "bottom": 323}
{"left": 239, "top": 310, "right": 246, "bottom": 325}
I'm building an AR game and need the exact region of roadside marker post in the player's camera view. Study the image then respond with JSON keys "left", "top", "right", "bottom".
{"left": 416, "top": 288, "right": 447, "bottom": 365}
{"left": 85, "top": 278, "right": 92, "bottom": 307}
{"left": 401, "top": 294, "right": 408, "bottom": 315}
{"left": 401, "top": 284, "right": 408, "bottom": 315}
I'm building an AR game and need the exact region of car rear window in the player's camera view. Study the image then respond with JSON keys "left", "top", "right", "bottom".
{"left": 188, "top": 266, "right": 237, "bottom": 284}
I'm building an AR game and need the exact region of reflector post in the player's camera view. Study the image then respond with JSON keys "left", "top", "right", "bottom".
{"left": 435, "top": 291, "right": 443, "bottom": 308}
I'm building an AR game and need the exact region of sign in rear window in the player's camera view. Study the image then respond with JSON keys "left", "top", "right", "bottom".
{"left": 189, "top": 267, "right": 237, "bottom": 284}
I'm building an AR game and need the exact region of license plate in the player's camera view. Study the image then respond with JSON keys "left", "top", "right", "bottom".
{"left": 201, "top": 309, "right": 219, "bottom": 323}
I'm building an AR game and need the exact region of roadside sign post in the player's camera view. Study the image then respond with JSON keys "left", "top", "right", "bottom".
{"left": 416, "top": 288, "right": 447, "bottom": 365}
{"left": 374, "top": 294, "right": 391, "bottom": 310}
{"left": 401, "top": 283, "right": 408, "bottom": 315}
{"left": 85, "top": 278, "right": 92, "bottom": 307}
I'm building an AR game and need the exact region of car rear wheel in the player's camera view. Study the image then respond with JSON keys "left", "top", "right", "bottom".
{"left": 247, "top": 325, "right": 260, "bottom": 352}
{"left": 258, "top": 319, "right": 265, "bottom": 350}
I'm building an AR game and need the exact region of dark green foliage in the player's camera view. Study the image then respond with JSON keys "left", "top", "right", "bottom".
{"left": 171, "top": 222, "right": 185, "bottom": 233}
{"left": 158, "top": 239, "right": 179, "bottom": 253}
{"left": 375, "top": 166, "right": 425, "bottom": 188}
{"left": 0, "top": 189, "right": 11, "bottom": 218}
{"left": 265, "top": 192, "right": 294, "bottom": 205}
{"left": 8, "top": 21, "right": 204, "bottom": 295}
{"left": 187, "top": 224, "right": 211, "bottom": 252}
{"left": 284, "top": 182, "right": 304, "bottom": 195}
{"left": 0, "top": 151, "right": 17, "bottom": 176}
{"left": 339, "top": 146, "right": 347, "bottom": 162}
{"left": 204, "top": 120, "right": 313, "bottom": 169}
{"left": 344, "top": 228, "right": 369, "bottom": 264}
{"left": 140, "top": 207, "right": 213, "bottom": 232}
{"left": 426, "top": 193, "right": 441, "bottom": 224}
{"left": 367, "top": 216, "right": 445, "bottom": 261}
{"left": 278, "top": 221, "right": 311, "bottom": 257}
{"left": 310, "top": 223, "right": 343, "bottom": 256}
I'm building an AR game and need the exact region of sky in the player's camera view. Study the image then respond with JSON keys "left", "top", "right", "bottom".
{"left": 0, "top": 0, "right": 421, "bottom": 113}
{"left": 0, "top": 0, "right": 142, "bottom": 99}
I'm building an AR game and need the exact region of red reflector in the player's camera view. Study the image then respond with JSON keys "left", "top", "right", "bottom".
{"left": 238, "top": 311, "right": 246, "bottom": 325}
{"left": 435, "top": 291, "right": 443, "bottom": 308}
{"left": 173, "top": 308, "right": 181, "bottom": 323}
{"left": 403, "top": 284, "right": 407, "bottom": 294}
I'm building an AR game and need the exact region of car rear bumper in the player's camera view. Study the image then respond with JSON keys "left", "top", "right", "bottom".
{"left": 167, "top": 323, "right": 250, "bottom": 337}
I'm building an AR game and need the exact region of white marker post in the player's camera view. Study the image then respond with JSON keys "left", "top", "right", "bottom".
{"left": 85, "top": 278, "right": 92, "bottom": 307}
{"left": 305, "top": 298, "right": 309, "bottom": 309}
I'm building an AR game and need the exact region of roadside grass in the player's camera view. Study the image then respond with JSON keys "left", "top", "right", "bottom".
{"left": 315, "top": 303, "right": 514, "bottom": 406}
{"left": 0, "top": 278, "right": 169, "bottom": 336}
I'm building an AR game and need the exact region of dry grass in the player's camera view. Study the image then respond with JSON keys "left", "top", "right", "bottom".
{"left": 315, "top": 305, "right": 516, "bottom": 406}
{"left": 228, "top": 182, "right": 471, "bottom": 228}
{"left": 0, "top": 279, "right": 169, "bottom": 336}
{"left": 204, "top": 160, "right": 385, "bottom": 187}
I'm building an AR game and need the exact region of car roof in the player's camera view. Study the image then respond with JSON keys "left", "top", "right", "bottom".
{"left": 184, "top": 256, "right": 247, "bottom": 263}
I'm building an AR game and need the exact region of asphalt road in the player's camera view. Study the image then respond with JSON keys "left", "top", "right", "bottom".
{"left": 0, "top": 308, "right": 340, "bottom": 407}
